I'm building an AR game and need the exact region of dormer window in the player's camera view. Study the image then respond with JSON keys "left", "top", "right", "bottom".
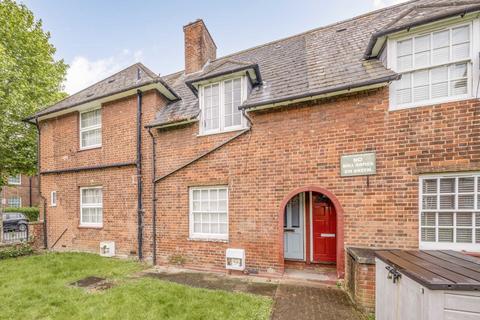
{"left": 199, "top": 77, "right": 247, "bottom": 135}
{"left": 389, "top": 22, "right": 475, "bottom": 110}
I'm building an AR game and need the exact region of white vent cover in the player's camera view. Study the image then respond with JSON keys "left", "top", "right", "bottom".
{"left": 225, "top": 248, "right": 245, "bottom": 271}
{"left": 99, "top": 241, "right": 115, "bottom": 257}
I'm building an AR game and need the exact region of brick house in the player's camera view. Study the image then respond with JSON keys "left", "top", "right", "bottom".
{"left": 1, "top": 174, "right": 40, "bottom": 209}
{"left": 26, "top": 0, "right": 480, "bottom": 287}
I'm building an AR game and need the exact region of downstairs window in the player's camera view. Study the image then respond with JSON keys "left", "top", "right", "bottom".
{"left": 80, "top": 187, "right": 103, "bottom": 227}
{"left": 189, "top": 186, "right": 228, "bottom": 240}
{"left": 420, "top": 174, "right": 480, "bottom": 251}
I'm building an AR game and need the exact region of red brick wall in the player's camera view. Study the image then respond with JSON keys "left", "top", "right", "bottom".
{"left": 28, "top": 221, "right": 44, "bottom": 249}
{"left": 38, "top": 90, "right": 166, "bottom": 256}
{"left": 345, "top": 253, "right": 375, "bottom": 313}
{"left": 1, "top": 175, "right": 40, "bottom": 209}
{"left": 38, "top": 85, "right": 480, "bottom": 274}
{"left": 148, "top": 87, "right": 480, "bottom": 273}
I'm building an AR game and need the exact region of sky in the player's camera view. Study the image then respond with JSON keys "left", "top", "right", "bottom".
{"left": 21, "top": 0, "right": 409, "bottom": 95}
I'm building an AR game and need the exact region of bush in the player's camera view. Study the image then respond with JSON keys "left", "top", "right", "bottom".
{"left": 2, "top": 207, "right": 39, "bottom": 221}
{"left": 0, "top": 244, "right": 34, "bottom": 260}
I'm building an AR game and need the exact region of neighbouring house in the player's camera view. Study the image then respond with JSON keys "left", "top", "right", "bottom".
{"left": 25, "top": 0, "right": 480, "bottom": 310}
{"left": 1, "top": 174, "right": 40, "bottom": 209}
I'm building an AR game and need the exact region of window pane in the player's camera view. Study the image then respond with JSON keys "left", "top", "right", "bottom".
{"left": 423, "top": 179, "right": 437, "bottom": 194}
{"left": 432, "top": 30, "right": 450, "bottom": 65}
{"left": 438, "top": 213, "right": 453, "bottom": 226}
{"left": 457, "top": 213, "right": 472, "bottom": 227}
{"left": 431, "top": 66, "right": 448, "bottom": 99}
{"left": 81, "top": 128, "right": 101, "bottom": 148}
{"left": 413, "top": 70, "right": 429, "bottom": 102}
{"left": 452, "top": 26, "right": 470, "bottom": 61}
{"left": 398, "top": 39, "right": 412, "bottom": 55}
{"left": 81, "top": 109, "right": 101, "bottom": 128}
{"left": 440, "top": 195, "right": 454, "bottom": 209}
{"left": 396, "top": 73, "right": 412, "bottom": 104}
{"left": 421, "top": 228, "right": 436, "bottom": 242}
{"left": 422, "top": 196, "right": 437, "bottom": 210}
{"left": 440, "top": 178, "right": 455, "bottom": 194}
{"left": 458, "top": 195, "right": 474, "bottom": 209}
{"left": 457, "top": 229, "right": 472, "bottom": 243}
{"left": 421, "top": 212, "right": 436, "bottom": 226}
{"left": 414, "top": 35, "right": 430, "bottom": 68}
{"left": 459, "top": 177, "right": 475, "bottom": 193}
{"left": 7, "top": 175, "right": 21, "bottom": 185}
{"left": 82, "top": 188, "right": 102, "bottom": 205}
{"left": 451, "top": 79, "right": 468, "bottom": 96}
{"left": 439, "top": 229, "right": 453, "bottom": 242}
{"left": 398, "top": 55, "right": 413, "bottom": 71}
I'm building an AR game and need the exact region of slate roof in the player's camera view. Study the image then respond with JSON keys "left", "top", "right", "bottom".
{"left": 27, "top": 0, "right": 480, "bottom": 126}
{"left": 26, "top": 63, "right": 179, "bottom": 120}
{"left": 151, "top": 0, "right": 480, "bottom": 127}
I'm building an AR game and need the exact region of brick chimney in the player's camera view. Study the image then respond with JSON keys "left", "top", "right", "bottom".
{"left": 184, "top": 19, "right": 217, "bottom": 74}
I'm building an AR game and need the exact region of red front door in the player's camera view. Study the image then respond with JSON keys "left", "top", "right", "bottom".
{"left": 312, "top": 194, "right": 336, "bottom": 263}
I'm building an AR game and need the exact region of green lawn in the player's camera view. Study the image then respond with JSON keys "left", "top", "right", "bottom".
{"left": 0, "top": 252, "right": 272, "bottom": 320}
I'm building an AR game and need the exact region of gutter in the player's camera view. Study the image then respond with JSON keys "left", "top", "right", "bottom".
{"left": 136, "top": 90, "right": 144, "bottom": 261}
{"left": 34, "top": 118, "right": 48, "bottom": 249}
{"left": 239, "top": 74, "right": 400, "bottom": 110}
{"left": 147, "top": 128, "right": 157, "bottom": 265}
{"left": 364, "top": 6, "right": 480, "bottom": 59}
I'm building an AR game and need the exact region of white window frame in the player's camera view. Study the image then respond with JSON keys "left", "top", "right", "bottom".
{"left": 79, "top": 108, "right": 102, "bottom": 150}
{"left": 419, "top": 172, "right": 480, "bottom": 252}
{"left": 189, "top": 186, "right": 229, "bottom": 241}
{"left": 80, "top": 186, "right": 103, "bottom": 228}
{"left": 7, "top": 196, "right": 21, "bottom": 208}
{"left": 7, "top": 175, "right": 21, "bottom": 185}
{"left": 199, "top": 76, "right": 248, "bottom": 136}
{"left": 51, "top": 191, "right": 57, "bottom": 207}
{"left": 388, "top": 19, "right": 480, "bottom": 110}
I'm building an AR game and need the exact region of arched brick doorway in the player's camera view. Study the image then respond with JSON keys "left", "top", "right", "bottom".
{"left": 278, "top": 186, "right": 345, "bottom": 278}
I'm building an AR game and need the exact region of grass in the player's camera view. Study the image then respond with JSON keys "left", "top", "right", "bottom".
{"left": 0, "top": 252, "right": 272, "bottom": 320}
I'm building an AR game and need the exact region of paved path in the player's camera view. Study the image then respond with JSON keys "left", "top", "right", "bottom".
{"left": 271, "top": 284, "right": 364, "bottom": 320}
{"left": 144, "top": 269, "right": 364, "bottom": 320}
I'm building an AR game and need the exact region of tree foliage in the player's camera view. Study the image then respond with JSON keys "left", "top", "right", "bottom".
{"left": 0, "top": 0, "right": 67, "bottom": 185}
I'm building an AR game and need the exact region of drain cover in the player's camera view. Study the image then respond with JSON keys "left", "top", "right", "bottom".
{"left": 71, "top": 276, "right": 106, "bottom": 288}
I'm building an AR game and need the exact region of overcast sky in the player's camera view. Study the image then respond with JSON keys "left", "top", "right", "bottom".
{"left": 21, "top": 0, "right": 409, "bottom": 94}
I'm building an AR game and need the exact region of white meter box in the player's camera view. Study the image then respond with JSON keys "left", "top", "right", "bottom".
{"left": 225, "top": 248, "right": 245, "bottom": 271}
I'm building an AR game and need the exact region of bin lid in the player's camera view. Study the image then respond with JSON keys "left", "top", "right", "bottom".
{"left": 375, "top": 250, "right": 480, "bottom": 291}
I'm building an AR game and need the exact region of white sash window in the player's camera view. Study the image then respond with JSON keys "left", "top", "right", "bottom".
{"left": 390, "top": 22, "right": 476, "bottom": 110}
{"left": 189, "top": 186, "right": 228, "bottom": 240}
{"left": 80, "top": 108, "right": 102, "bottom": 149}
{"left": 80, "top": 187, "right": 103, "bottom": 227}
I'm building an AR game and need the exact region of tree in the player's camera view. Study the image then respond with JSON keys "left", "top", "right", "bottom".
{"left": 0, "top": 0, "right": 67, "bottom": 184}
{"left": 0, "top": 0, "right": 67, "bottom": 240}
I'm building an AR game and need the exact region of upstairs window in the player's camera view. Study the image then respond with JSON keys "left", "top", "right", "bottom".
{"left": 420, "top": 174, "right": 480, "bottom": 251}
{"left": 200, "top": 77, "right": 246, "bottom": 135}
{"left": 391, "top": 23, "right": 473, "bottom": 109}
{"left": 7, "top": 175, "right": 21, "bottom": 185}
{"left": 80, "top": 108, "right": 102, "bottom": 149}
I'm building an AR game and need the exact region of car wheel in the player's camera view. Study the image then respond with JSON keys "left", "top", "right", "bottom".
{"left": 18, "top": 224, "right": 27, "bottom": 232}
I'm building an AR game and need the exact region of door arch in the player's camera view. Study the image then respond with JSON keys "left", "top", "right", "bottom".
{"left": 278, "top": 186, "right": 345, "bottom": 278}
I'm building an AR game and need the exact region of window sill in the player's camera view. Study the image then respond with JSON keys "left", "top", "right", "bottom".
{"left": 79, "top": 225, "right": 103, "bottom": 229}
{"left": 78, "top": 145, "right": 102, "bottom": 152}
{"left": 197, "top": 126, "right": 248, "bottom": 137}
{"left": 420, "top": 242, "right": 480, "bottom": 252}
{"left": 188, "top": 237, "right": 228, "bottom": 243}
{"left": 390, "top": 94, "right": 473, "bottom": 111}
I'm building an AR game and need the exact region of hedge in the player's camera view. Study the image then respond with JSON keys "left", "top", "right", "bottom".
{"left": 0, "top": 243, "right": 34, "bottom": 260}
{"left": 2, "top": 207, "right": 39, "bottom": 221}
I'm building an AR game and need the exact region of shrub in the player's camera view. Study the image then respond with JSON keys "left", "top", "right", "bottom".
{"left": 0, "top": 244, "right": 34, "bottom": 260}
{"left": 2, "top": 207, "right": 39, "bottom": 221}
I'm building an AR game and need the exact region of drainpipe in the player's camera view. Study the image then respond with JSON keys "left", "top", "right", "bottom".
{"left": 35, "top": 118, "right": 48, "bottom": 249}
{"left": 147, "top": 128, "right": 157, "bottom": 265}
{"left": 136, "top": 90, "right": 144, "bottom": 260}
{"left": 29, "top": 176, "right": 32, "bottom": 207}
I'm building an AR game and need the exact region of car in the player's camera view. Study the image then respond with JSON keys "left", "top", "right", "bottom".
{"left": 2, "top": 212, "right": 29, "bottom": 232}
